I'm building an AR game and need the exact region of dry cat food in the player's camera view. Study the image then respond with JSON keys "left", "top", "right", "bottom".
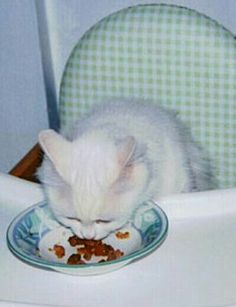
{"left": 49, "top": 244, "right": 65, "bottom": 259}
{"left": 67, "top": 253, "right": 85, "bottom": 265}
{"left": 67, "top": 235, "right": 124, "bottom": 265}
{"left": 115, "top": 231, "right": 130, "bottom": 239}
{"left": 48, "top": 235, "right": 125, "bottom": 265}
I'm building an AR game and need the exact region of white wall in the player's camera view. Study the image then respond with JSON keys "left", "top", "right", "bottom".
{"left": 0, "top": 0, "right": 49, "bottom": 173}
{"left": 43, "top": 0, "right": 236, "bottom": 100}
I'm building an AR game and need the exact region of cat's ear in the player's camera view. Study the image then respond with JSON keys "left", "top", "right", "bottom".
{"left": 39, "top": 129, "right": 72, "bottom": 183}
{"left": 117, "top": 136, "right": 136, "bottom": 167}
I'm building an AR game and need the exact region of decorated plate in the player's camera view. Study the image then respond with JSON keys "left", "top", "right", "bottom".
{"left": 7, "top": 201, "right": 168, "bottom": 275}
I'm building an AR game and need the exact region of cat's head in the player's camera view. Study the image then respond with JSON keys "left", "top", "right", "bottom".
{"left": 38, "top": 129, "right": 148, "bottom": 240}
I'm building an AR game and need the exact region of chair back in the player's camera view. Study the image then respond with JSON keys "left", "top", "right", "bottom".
{"left": 59, "top": 4, "right": 236, "bottom": 188}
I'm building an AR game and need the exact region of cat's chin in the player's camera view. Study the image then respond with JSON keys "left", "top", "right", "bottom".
{"left": 60, "top": 221, "right": 116, "bottom": 240}
{"left": 70, "top": 229, "right": 110, "bottom": 241}
{"left": 72, "top": 222, "right": 128, "bottom": 240}
{"left": 93, "top": 233, "right": 110, "bottom": 240}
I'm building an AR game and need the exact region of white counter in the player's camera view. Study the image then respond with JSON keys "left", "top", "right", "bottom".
{"left": 0, "top": 173, "right": 236, "bottom": 307}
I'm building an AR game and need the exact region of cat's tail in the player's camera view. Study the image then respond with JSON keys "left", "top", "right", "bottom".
{"left": 188, "top": 142, "right": 218, "bottom": 192}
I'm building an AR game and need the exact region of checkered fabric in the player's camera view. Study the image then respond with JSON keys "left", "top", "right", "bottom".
{"left": 59, "top": 4, "right": 236, "bottom": 188}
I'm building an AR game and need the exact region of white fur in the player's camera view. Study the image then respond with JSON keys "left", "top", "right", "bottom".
{"left": 38, "top": 99, "right": 216, "bottom": 239}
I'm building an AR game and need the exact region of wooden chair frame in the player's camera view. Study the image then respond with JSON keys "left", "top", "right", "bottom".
{"left": 9, "top": 143, "right": 43, "bottom": 182}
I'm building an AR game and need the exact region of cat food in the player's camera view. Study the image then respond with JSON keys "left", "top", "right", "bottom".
{"left": 67, "top": 235, "right": 124, "bottom": 264}
{"left": 68, "top": 235, "right": 84, "bottom": 247}
{"left": 48, "top": 235, "right": 124, "bottom": 264}
{"left": 67, "top": 254, "right": 85, "bottom": 265}
{"left": 115, "top": 231, "right": 130, "bottom": 239}
{"left": 51, "top": 244, "right": 65, "bottom": 259}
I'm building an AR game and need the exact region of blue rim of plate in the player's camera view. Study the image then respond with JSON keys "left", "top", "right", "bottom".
{"left": 6, "top": 201, "right": 168, "bottom": 270}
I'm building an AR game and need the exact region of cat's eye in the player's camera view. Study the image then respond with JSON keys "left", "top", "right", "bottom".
{"left": 95, "top": 219, "right": 111, "bottom": 224}
{"left": 67, "top": 217, "right": 81, "bottom": 222}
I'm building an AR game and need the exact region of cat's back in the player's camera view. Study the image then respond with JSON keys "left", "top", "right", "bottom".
{"left": 69, "top": 99, "right": 182, "bottom": 142}
{"left": 87, "top": 99, "right": 174, "bottom": 126}
{"left": 61, "top": 99, "right": 215, "bottom": 194}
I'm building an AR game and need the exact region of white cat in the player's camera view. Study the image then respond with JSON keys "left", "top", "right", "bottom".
{"left": 38, "top": 99, "right": 215, "bottom": 239}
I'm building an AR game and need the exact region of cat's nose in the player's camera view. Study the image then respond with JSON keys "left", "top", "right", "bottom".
{"left": 81, "top": 227, "right": 95, "bottom": 239}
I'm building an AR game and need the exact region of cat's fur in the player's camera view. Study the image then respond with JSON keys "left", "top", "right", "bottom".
{"left": 38, "top": 99, "right": 215, "bottom": 239}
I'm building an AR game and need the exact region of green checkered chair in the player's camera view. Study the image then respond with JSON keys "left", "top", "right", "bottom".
{"left": 59, "top": 4, "right": 236, "bottom": 189}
